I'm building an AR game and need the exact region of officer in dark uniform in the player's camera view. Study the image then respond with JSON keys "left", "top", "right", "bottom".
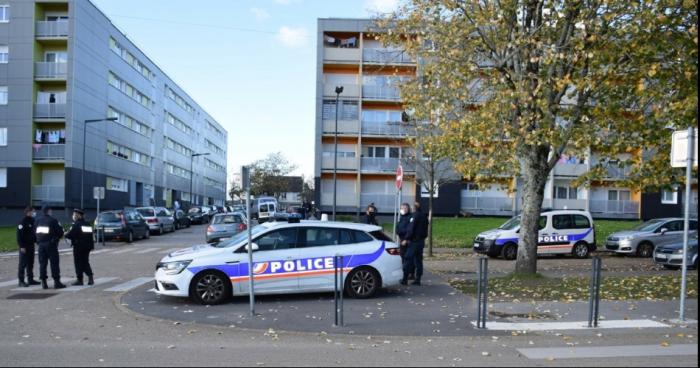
{"left": 35, "top": 204, "right": 66, "bottom": 289}
{"left": 65, "top": 209, "right": 95, "bottom": 286}
{"left": 401, "top": 201, "right": 429, "bottom": 286}
{"left": 396, "top": 203, "right": 413, "bottom": 280}
{"left": 17, "top": 207, "right": 41, "bottom": 287}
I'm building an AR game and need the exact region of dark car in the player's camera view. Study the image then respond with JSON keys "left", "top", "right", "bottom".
{"left": 205, "top": 213, "right": 247, "bottom": 243}
{"left": 95, "top": 210, "right": 150, "bottom": 243}
{"left": 654, "top": 233, "right": 698, "bottom": 270}
{"left": 172, "top": 209, "right": 191, "bottom": 230}
{"left": 187, "top": 206, "right": 210, "bottom": 225}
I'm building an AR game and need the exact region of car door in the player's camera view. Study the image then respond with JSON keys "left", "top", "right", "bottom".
{"left": 656, "top": 220, "right": 685, "bottom": 247}
{"left": 296, "top": 227, "right": 350, "bottom": 291}
{"left": 238, "top": 228, "right": 300, "bottom": 294}
{"left": 158, "top": 208, "right": 174, "bottom": 230}
{"left": 533, "top": 215, "right": 554, "bottom": 254}
{"left": 546, "top": 214, "right": 590, "bottom": 255}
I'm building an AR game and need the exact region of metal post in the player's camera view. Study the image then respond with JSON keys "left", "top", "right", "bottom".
{"left": 392, "top": 190, "right": 399, "bottom": 242}
{"left": 481, "top": 257, "right": 488, "bottom": 329}
{"left": 476, "top": 258, "right": 482, "bottom": 328}
{"left": 334, "top": 255, "right": 339, "bottom": 326}
{"left": 588, "top": 256, "right": 602, "bottom": 327}
{"left": 190, "top": 156, "right": 194, "bottom": 207}
{"left": 680, "top": 126, "right": 694, "bottom": 321}
{"left": 332, "top": 92, "right": 340, "bottom": 221}
{"left": 101, "top": 225, "right": 105, "bottom": 247}
{"left": 246, "top": 188, "right": 255, "bottom": 316}
{"left": 476, "top": 257, "right": 488, "bottom": 329}
{"left": 81, "top": 122, "right": 87, "bottom": 210}
{"left": 339, "top": 255, "right": 344, "bottom": 327}
{"left": 594, "top": 258, "right": 602, "bottom": 327}
{"left": 96, "top": 196, "right": 101, "bottom": 245}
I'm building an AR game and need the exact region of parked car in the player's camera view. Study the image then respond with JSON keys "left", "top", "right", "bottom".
{"left": 654, "top": 233, "right": 699, "bottom": 270}
{"left": 172, "top": 209, "right": 191, "bottom": 230}
{"left": 206, "top": 213, "right": 248, "bottom": 243}
{"left": 605, "top": 218, "right": 698, "bottom": 257}
{"left": 95, "top": 210, "right": 150, "bottom": 243}
{"left": 188, "top": 207, "right": 211, "bottom": 225}
{"left": 154, "top": 220, "right": 402, "bottom": 305}
{"left": 473, "top": 209, "right": 596, "bottom": 260}
{"left": 136, "top": 207, "right": 176, "bottom": 235}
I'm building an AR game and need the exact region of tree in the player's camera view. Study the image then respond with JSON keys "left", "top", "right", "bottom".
{"left": 248, "top": 152, "right": 298, "bottom": 199}
{"left": 380, "top": 1, "right": 697, "bottom": 274}
{"left": 228, "top": 173, "right": 244, "bottom": 202}
{"left": 300, "top": 174, "right": 316, "bottom": 204}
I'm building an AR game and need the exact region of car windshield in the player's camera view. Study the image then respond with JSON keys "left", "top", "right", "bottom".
{"left": 213, "top": 215, "right": 240, "bottom": 224}
{"left": 137, "top": 208, "right": 155, "bottom": 217}
{"left": 98, "top": 213, "right": 120, "bottom": 223}
{"left": 211, "top": 225, "right": 267, "bottom": 248}
{"left": 499, "top": 216, "right": 521, "bottom": 230}
{"left": 632, "top": 219, "right": 666, "bottom": 232}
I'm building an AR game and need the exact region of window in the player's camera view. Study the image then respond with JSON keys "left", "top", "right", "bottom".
{"left": 552, "top": 215, "right": 573, "bottom": 230}
{"left": 0, "top": 45, "right": 7, "bottom": 63}
{"left": 165, "top": 137, "right": 193, "bottom": 157}
{"left": 661, "top": 190, "right": 678, "bottom": 204}
{"left": 555, "top": 186, "right": 578, "bottom": 199}
{"left": 322, "top": 99, "right": 359, "bottom": 120}
{"left": 108, "top": 107, "right": 151, "bottom": 138}
{"left": 109, "top": 37, "right": 154, "bottom": 81}
{"left": 165, "top": 86, "right": 194, "bottom": 114}
{"left": 205, "top": 139, "right": 224, "bottom": 155}
{"left": 538, "top": 216, "right": 548, "bottom": 230}
{"left": 0, "top": 5, "right": 9, "bottom": 22}
{"left": 106, "top": 177, "right": 128, "bottom": 192}
{"left": 0, "top": 127, "right": 6, "bottom": 146}
{"left": 204, "top": 158, "right": 225, "bottom": 173}
{"left": 355, "top": 230, "right": 375, "bottom": 243}
{"left": 207, "top": 120, "right": 225, "bottom": 139}
{"left": 0, "top": 86, "right": 7, "bottom": 105}
{"left": 108, "top": 72, "right": 151, "bottom": 108}
{"left": 572, "top": 215, "right": 591, "bottom": 229}
{"left": 662, "top": 220, "right": 684, "bottom": 232}
{"left": 166, "top": 163, "right": 191, "bottom": 179}
{"left": 300, "top": 228, "right": 340, "bottom": 248}
{"left": 166, "top": 112, "right": 193, "bottom": 135}
{"left": 107, "top": 141, "right": 151, "bottom": 166}
{"left": 255, "top": 229, "right": 298, "bottom": 251}
{"left": 421, "top": 181, "right": 439, "bottom": 198}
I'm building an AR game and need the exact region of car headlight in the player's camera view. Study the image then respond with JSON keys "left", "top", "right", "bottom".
{"left": 158, "top": 260, "right": 192, "bottom": 275}
{"left": 674, "top": 249, "right": 684, "bottom": 254}
{"left": 482, "top": 233, "right": 499, "bottom": 240}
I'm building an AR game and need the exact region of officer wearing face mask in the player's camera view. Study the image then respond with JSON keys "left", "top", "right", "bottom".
{"left": 65, "top": 209, "right": 95, "bottom": 286}
{"left": 17, "top": 207, "right": 40, "bottom": 287}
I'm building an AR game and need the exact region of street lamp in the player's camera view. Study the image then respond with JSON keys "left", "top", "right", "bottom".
{"left": 332, "top": 85, "right": 344, "bottom": 221}
{"left": 81, "top": 117, "right": 119, "bottom": 210}
{"left": 190, "top": 152, "right": 210, "bottom": 207}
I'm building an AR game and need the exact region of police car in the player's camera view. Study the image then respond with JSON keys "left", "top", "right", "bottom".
{"left": 473, "top": 209, "right": 596, "bottom": 260}
{"left": 154, "top": 220, "right": 403, "bottom": 305}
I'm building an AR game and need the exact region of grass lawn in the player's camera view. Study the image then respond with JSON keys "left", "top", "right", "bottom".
{"left": 383, "top": 217, "right": 640, "bottom": 248}
{"left": 450, "top": 273, "right": 698, "bottom": 302}
{"left": 0, "top": 226, "right": 16, "bottom": 253}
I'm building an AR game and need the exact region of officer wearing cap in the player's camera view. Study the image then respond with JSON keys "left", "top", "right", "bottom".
{"left": 35, "top": 204, "right": 66, "bottom": 289}
{"left": 17, "top": 207, "right": 41, "bottom": 287}
{"left": 64, "top": 209, "right": 95, "bottom": 286}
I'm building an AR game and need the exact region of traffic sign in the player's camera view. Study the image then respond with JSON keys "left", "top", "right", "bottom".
{"left": 671, "top": 129, "right": 698, "bottom": 168}
{"left": 395, "top": 165, "right": 403, "bottom": 190}
{"left": 93, "top": 187, "right": 105, "bottom": 200}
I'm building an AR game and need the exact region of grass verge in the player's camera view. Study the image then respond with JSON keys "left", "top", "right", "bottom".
{"left": 0, "top": 226, "right": 16, "bottom": 253}
{"left": 450, "top": 273, "right": 698, "bottom": 302}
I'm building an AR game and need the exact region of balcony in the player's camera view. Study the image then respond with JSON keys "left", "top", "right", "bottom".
{"left": 34, "top": 104, "right": 66, "bottom": 120}
{"left": 605, "top": 166, "right": 632, "bottom": 179}
{"left": 323, "top": 47, "right": 361, "bottom": 63}
{"left": 33, "top": 144, "right": 65, "bottom": 162}
{"left": 552, "top": 198, "right": 588, "bottom": 210}
{"left": 361, "top": 121, "right": 411, "bottom": 137}
{"left": 362, "top": 85, "right": 401, "bottom": 101}
{"left": 361, "top": 157, "right": 408, "bottom": 173}
{"left": 360, "top": 193, "right": 414, "bottom": 210}
{"left": 35, "top": 62, "right": 68, "bottom": 80}
{"left": 322, "top": 120, "right": 359, "bottom": 135}
{"left": 460, "top": 195, "right": 514, "bottom": 214}
{"left": 36, "top": 21, "right": 69, "bottom": 39}
{"left": 553, "top": 163, "right": 588, "bottom": 177}
{"left": 322, "top": 156, "right": 358, "bottom": 171}
{"left": 321, "top": 192, "right": 358, "bottom": 207}
{"left": 323, "top": 83, "right": 360, "bottom": 98}
{"left": 363, "top": 49, "right": 415, "bottom": 65}
{"left": 32, "top": 185, "right": 65, "bottom": 204}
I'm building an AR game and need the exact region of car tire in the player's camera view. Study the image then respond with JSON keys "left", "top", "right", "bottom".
{"left": 174, "top": 222, "right": 180, "bottom": 231}
{"left": 144, "top": 230, "right": 150, "bottom": 240}
{"left": 637, "top": 242, "right": 654, "bottom": 258}
{"left": 501, "top": 243, "right": 517, "bottom": 260}
{"left": 190, "top": 271, "right": 231, "bottom": 305}
{"left": 126, "top": 230, "right": 134, "bottom": 243}
{"left": 573, "top": 242, "right": 590, "bottom": 259}
{"left": 345, "top": 267, "right": 380, "bottom": 299}
{"left": 159, "top": 225, "right": 164, "bottom": 236}
{"left": 663, "top": 265, "right": 680, "bottom": 270}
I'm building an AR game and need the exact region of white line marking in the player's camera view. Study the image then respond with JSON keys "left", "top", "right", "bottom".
{"left": 59, "top": 277, "right": 119, "bottom": 292}
{"left": 89, "top": 249, "right": 111, "bottom": 255}
{"left": 471, "top": 319, "right": 670, "bottom": 331}
{"left": 134, "top": 248, "right": 159, "bottom": 254}
{"left": 104, "top": 277, "right": 154, "bottom": 292}
{"left": 10, "top": 277, "right": 73, "bottom": 291}
{"left": 0, "top": 279, "right": 20, "bottom": 288}
{"left": 159, "top": 248, "right": 180, "bottom": 255}
{"left": 518, "top": 344, "right": 698, "bottom": 360}
{"left": 110, "top": 247, "right": 137, "bottom": 255}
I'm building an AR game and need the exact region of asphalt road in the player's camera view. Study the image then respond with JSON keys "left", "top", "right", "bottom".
{"left": 0, "top": 223, "right": 697, "bottom": 367}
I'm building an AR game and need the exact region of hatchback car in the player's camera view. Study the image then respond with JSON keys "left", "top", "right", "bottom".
{"left": 473, "top": 209, "right": 596, "bottom": 260}
{"left": 95, "top": 210, "right": 150, "bottom": 243}
{"left": 154, "top": 221, "right": 403, "bottom": 305}
{"left": 136, "top": 207, "right": 176, "bottom": 235}
{"left": 605, "top": 218, "right": 698, "bottom": 257}
{"left": 172, "top": 209, "right": 191, "bottom": 230}
{"left": 654, "top": 233, "right": 698, "bottom": 270}
{"left": 187, "top": 207, "right": 211, "bottom": 225}
{"left": 206, "top": 213, "right": 247, "bottom": 243}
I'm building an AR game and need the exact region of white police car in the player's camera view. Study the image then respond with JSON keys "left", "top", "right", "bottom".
{"left": 473, "top": 209, "right": 596, "bottom": 260}
{"left": 154, "top": 220, "right": 403, "bottom": 305}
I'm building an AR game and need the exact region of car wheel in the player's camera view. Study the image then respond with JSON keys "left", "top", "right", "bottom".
{"left": 159, "top": 225, "right": 164, "bottom": 235}
{"left": 174, "top": 222, "right": 180, "bottom": 231}
{"left": 190, "top": 271, "right": 231, "bottom": 305}
{"left": 126, "top": 230, "right": 134, "bottom": 243}
{"left": 345, "top": 267, "right": 380, "bottom": 299}
{"left": 573, "top": 242, "right": 590, "bottom": 259}
{"left": 663, "top": 264, "right": 680, "bottom": 270}
{"left": 501, "top": 243, "right": 517, "bottom": 260}
{"left": 144, "top": 230, "right": 150, "bottom": 240}
{"left": 637, "top": 242, "right": 654, "bottom": 258}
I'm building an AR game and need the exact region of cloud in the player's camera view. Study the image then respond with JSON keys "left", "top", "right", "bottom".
{"left": 249, "top": 7, "right": 270, "bottom": 21}
{"left": 365, "top": 0, "right": 399, "bottom": 13}
{"left": 274, "top": 0, "right": 301, "bottom": 5}
{"left": 277, "top": 26, "right": 309, "bottom": 48}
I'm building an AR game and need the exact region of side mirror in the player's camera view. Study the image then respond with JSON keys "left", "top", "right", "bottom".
{"left": 245, "top": 243, "right": 259, "bottom": 252}
{"left": 659, "top": 228, "right": 668, "bottom": 235}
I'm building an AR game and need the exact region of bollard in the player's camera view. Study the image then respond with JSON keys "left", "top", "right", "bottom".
{"left": 476, "top": 257, "right": 489, "bottom": 329}
{"left": 588, "top": 256, "right": 602, "bottom": 327}
{"left": 333, "top": 255, "right": 345, "bottom": 327}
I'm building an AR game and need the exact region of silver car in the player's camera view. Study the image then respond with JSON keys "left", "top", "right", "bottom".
{"left": 654, "top": 233, "right": 699, "bottom": 270}
{"left": 205, "top": 213, "right": 247, "bottom": 243}
{"left": 136, "top": 207, "right": 176, "bottom": 235}
{"left": 605, "top": 218, "right": 698, "bottom": 257}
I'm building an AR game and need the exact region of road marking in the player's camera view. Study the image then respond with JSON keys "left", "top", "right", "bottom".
{"left": 10, "top": 277, "right": 118, "bottom": 292}
{"left": 9, "top": 277, "right": 72, "bottom": 291}
{"left": 104, "top": 277, "right": 154, "bottom": 292}
{"left": 159, "top": 248, "right": 180, "bottom": 255}
{"left": 0, "top": 279, "right": 20, "bottom": 288}
{"left": 110, "top": 247, "right": 137, "bottom": 255}
{"left": 134, "top": 248, "right": 159, "bottom": 255}
{"left": 518, "top": 344, "right": 698, "bottom": 360}
{"left": 471, "top": 319, "right": 670, "bottom": 331}
{"left": 89, "top": 249, "right": 111, "bottom": 255}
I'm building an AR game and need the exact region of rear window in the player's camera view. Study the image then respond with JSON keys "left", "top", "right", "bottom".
{"left": 137, "top": 208, "right": 155, "bottom": 217}
{"left": 213, "top": 215, "right": 241, "bottom": 224}
{"left": 369, "top": 230, "right": 392, "bottom": 242}
{"left": 98, "top": 213, "right": 120, "bottom": 222}
{"left": 355, "top": 231, "right": 375, "bottom": 243}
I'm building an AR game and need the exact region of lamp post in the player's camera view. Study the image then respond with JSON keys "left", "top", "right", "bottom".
{"left": 332, "top": 85, "right": 343, "bottom": 221}
{"left": 81, "top": 117, "right": 118, "bottom": 210}
{"left": 190, "top": 152, "right": 210, "bottom": 207}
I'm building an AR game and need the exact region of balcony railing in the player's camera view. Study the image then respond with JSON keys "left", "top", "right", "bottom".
{"left": 361, "top": 157, "right": 414, "bottom": 173}
{"left": 605, "top": 166, "right": 632, "bottom": 179}
{"left": 321, "top": 156, "right": 358, "bottom": 171}
{"left": 323, "top": 47, "right": 361, "bottom": 63}
{"left": 363, "top": 49, "right": 415, "bottom": 64}
{"left": 35, "top": 62, "right": 68, "bottom": 79}
{"left": 36, "top": 20, "right": 69, "bottom": 38}
{"left": 461, "top": 196, "right": 514, "bottom": 213}
{"left": 553, "top": 163, "right": 588, "bottom": 177}
{"left": 322, "top": 192, "right": 358, "bottom": 207}
{"left": 590, "top": 200, "right": 639, "bottom": 215}
{"left": 322, "top": 120, "right": 359, "bottom": 135}
{"left": 552, "top": 198, "right": 588, "bottom": 210}
{"left": 32, "top": 185, "right": 65, "bottom": 204}
{"left": 362, "top": 85, "right": 401, "bottom": 101}
{"left": 34, "top": 103, "right": 66, "bottom": 119}
{"left": 33, "top": 144, "right": 65, "bottom": 161}
{"left": 361, "top": 121, "right": 411, "bottom": 137}
{"left": 324, "top": 83, "right": 360, "bottom": 98}
{"left": 361, "top": 193, "right": 414, "bottom": 210}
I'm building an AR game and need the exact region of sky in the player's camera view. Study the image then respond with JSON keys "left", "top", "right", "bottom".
{"left": 90, "top": 0, "right": 400, "bottom": 194}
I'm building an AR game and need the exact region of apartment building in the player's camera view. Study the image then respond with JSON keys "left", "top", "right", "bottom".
{"left": 0, "top": 0, "right": 228, "bottom": 224}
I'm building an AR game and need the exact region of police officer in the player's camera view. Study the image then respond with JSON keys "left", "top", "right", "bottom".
{"left": 65, "top": 209, "right": 95, "bottom": 286}
{"left": 35, "top": 204, "right": 66, "bottom": 289}
{"left": 17, "top": 207, "right": 41, "bottom": 287}
{"left": 400, "top": 201, "right": 429, "bottom": 286}
{"left": 396, "top": 203, "right": 413, "bottom": 280}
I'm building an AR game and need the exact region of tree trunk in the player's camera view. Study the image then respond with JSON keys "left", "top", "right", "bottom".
{"left": 514, "top": 149, "right": 550, "bottom": 275}
{"left": 428, "top": 190, "right": 434, "bottom": 257}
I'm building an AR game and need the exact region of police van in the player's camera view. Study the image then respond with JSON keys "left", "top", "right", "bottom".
{"left": 154, "top": 220, "right": 403, "bottom": 305}
{"left": 249, "top": 197, "right": 277, "bottom": 223}
{"left": 473, "top": 209, "right": 596, "bottom": 260}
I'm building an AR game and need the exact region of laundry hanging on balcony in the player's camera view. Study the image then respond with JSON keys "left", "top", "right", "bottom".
{"left": 35, "top": 129, "right": 66, "bottom": 144}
